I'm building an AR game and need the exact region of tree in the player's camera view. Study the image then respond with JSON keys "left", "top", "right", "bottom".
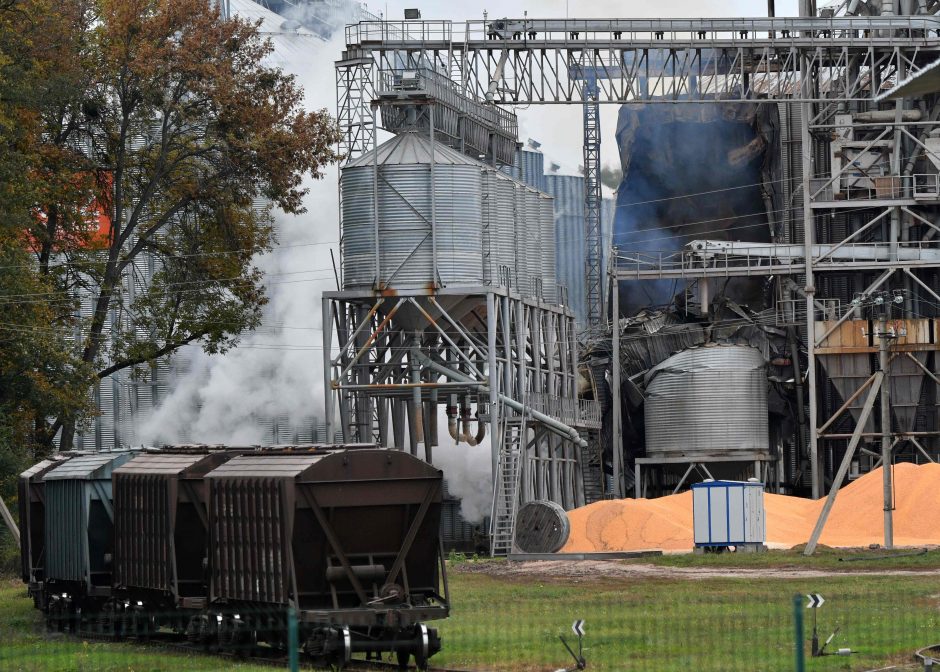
{"left": 0, "top": 0, "right": 95, "bottom": 474}
{"left": 21, "top": 0, "right": 341, "bottom": 448}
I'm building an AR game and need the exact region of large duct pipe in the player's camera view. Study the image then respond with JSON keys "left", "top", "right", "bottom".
{"left": 688, "top": 240, "right": 940, "bottom": 262}
{"left": 418, "top": 353, "right": 588, "bottom": 448}
{"left": 854, "top": 109, "right": 922, "bottom": 122}
{"left": 446, "top": 402, "right": 487, "bottom": 446}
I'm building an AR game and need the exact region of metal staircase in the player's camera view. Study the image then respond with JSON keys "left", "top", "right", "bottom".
{"left": 489, "top": 411, "right": 527, "bottom": 556}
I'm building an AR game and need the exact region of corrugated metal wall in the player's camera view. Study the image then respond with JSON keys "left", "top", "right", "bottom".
{"left": 210, "top": 478, "right": 289, "bottom": 604}
{"left": 114, "top": 474, "right": 170, "bottom": 592}
{"left": 45, "top": 480, "right": 88, "bottom": 584}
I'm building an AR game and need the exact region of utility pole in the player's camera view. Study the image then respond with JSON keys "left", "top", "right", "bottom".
{"left": 876, "top": 307, "right": 895, "bottom": 549}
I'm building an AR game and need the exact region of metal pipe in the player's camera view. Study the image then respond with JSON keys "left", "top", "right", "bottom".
{"left": 410, "top": 332, "right": 423, "bottom": 456}
{"left": 418, "top": 353, "right": 588, "bottom": 448}
{"left": 430, "top": 105, "right": 438, "bottom": 287}
{"left": 612, "top": 265, "right": 622, "bottom": 498}
{"left": 799, "top": 71, "right": 821, "bottom": 499}
{"left": 804, "top": 371, "right": 885, "bottom": 555}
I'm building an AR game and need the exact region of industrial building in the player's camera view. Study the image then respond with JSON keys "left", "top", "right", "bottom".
{"left": 331, "top": 6, "right": 940, "bottom": 555}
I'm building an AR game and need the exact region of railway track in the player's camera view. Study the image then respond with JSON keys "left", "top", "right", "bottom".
{"left": 57, "top": 625, "right": 472, "bottom": 672}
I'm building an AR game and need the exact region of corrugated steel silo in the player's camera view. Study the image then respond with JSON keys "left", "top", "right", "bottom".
{"left": 482, "top": 170, "right": 518, "bottom": 288}
{"left": 513, "top": 183, "right": 531, "bottom": 296}
{"left": 522, "top": 187, "right": 542, "bottom": 298}
{"left": 340, "top": 133, "right": 484, "bottom": 291}
{"left": 644, "top": 345, "right": 768, "bottom": 459}
{"left": 518, "top": 146, "right": 546, "bottom": 193}
{"left": 539, "top": 194, "right": 557, "bottom": 303}
{"left": 545, "top": 174, "right": 586, "bottom": 321}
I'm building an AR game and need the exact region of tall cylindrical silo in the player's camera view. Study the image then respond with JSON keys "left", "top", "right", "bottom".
{"left": 482, "top": 169, "right": 518, "bottom": 288}
{"left": 523, "top": 187, "right": 542, "bottom": 299}
{"left": 518, "top": 146, "right": 546, "bottom": 193}
{"left": 545, "top": 174, "right": 586, "bottom": 322}
{"left": 539, "top": 193, "right": 557, "bottom": 303}
{"left": 513, "top": 183, "right": 530, "bottom": 296}
{"left": 340, "top": 133, "right": 484, "bottom": 291}
{"left": 644, "top": 345, "right": 769, "bottom": 459}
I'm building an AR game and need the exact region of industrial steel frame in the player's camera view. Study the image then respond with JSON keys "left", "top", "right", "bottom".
{"left": 334, "top": 13, "right": 940, "bottom": 549}
{"left": 322, "top": 287, "right": 600, "bottom": 554}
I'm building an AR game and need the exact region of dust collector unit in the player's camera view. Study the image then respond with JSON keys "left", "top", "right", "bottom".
{"left": 340, "top": 132, "right": 484, "bottom": 291}
{"left": 643, "top": 344, "right": 769, "bottom": 459}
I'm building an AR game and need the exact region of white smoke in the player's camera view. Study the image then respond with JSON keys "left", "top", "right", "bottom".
{"left": 433, "top": 407, "right": 494, "bottom": 523}
{"left": 140, "top": 8, "right": 345, "bottom": 445}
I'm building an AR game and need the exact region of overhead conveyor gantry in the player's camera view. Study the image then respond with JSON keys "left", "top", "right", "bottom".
{"left": 334, "top": 13, "right": 940, "bottom": 538}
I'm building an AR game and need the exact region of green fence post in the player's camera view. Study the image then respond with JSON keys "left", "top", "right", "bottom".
{"left": 288, "top": 606, "right": 299, "bottom": 672}
{"left": 793, "top": 594, "right": 805, "bottom": 672}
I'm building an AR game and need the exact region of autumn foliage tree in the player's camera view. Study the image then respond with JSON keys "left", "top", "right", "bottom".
{"left": 16, "top": 0, "right": 341, "bottom": 449}
{"left": 0, "top": 0, "right": 95, "bottom": 512}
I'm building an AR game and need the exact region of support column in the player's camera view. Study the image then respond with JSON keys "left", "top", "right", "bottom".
{"left": 800, "top": 59, "right": 821, "bottom": 499}
{"left": 323, "top": 297, "right": 334, "bottom": 444}
{"left": 611, "top": 270, "right": 623, "bottom": 498}
{"left": 878, "top": 316, "right": 894, "bottom": 549}
{"left": 487, "top": 293, "right": 500, "bottom": 488}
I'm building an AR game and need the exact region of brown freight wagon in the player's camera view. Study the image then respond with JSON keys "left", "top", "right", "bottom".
{"left": 204, "top": 448, "right": 449, "bottom": 669}
{"left": 111, "top": 449, "right": 235, "bottom": 627}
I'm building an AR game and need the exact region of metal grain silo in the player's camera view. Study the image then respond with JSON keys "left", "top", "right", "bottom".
{"left": 545, "top": 174, "right": 586, "bottom": 321}
{"left": 482, "top": 169, "right": 518, "bottom": 288}
{"left": 513, "top": 183, "right": 531, "bottom": 296}
{"left": 518, "top": 145, "right": 546, "bottom": 193}
{"left": 522, "top": 187, "right": 542, "bottom": 298}
{"left": 539, "top": 193, "right": 557, "bottom": 303}
{"left": 340, "top": 133, "right": 484, "bottom": 291}
{"left": 644, "top": 345, "right": 768, "bottom": 459}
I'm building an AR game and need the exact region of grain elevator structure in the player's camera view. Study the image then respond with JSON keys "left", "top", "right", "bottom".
{"left": 333, "top": 7, "right": 940, "bottom": 552}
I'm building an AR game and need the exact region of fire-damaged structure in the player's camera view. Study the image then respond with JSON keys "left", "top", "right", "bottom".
{"left": 336, "top": 10, "right": 940, "bottom": 553}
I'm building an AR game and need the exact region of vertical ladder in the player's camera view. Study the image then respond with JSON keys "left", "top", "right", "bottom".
{"left": 490, "top": 412, "right": 527, "bottom": 556}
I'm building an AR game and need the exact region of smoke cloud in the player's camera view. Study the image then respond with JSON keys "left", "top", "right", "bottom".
{"left": 140, "top": 7, "right": 344, "bottom": 445}
{"left": 432, "top": 407, "right": 494, "bottom": 523}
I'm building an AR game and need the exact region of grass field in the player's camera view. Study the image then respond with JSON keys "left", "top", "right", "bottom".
{"left": 1, "top": 551, "right": 939, "bottom": 672}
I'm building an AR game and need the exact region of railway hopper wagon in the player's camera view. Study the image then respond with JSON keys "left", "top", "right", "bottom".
{"left": 204, "top": 449, "right": 449, "bottom": 669}
{"left": 17, "top": 455, "right": 71, "bottom": 607}
{"left": 19, "top": 445, "right": 450, "bottom": 669}
{"left": 39, "top": 450, "right": 138, "bottom": 628}
{"left": 111, "top": 449, "right": 235, "bottom": 635}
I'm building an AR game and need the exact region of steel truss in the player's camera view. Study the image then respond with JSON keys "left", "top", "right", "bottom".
{"left": 322, "top": 288, "right": 602, "bottom": 553}
{"left": 333, "top": 15, "right": 940, "bottom": 545}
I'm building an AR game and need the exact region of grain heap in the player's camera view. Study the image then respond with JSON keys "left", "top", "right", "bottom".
{"left": 561, "top": 463, "right": 940, "bottom": 553}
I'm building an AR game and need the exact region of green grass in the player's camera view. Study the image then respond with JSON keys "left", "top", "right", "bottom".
{"left": 0, "top": 581, "right": 278, "bottom": 672}
{"left": 433, "top": 560, "right": 940, "bottom": 671}
{"left": 3, "top": 558, "right": 940, "bottom": 672}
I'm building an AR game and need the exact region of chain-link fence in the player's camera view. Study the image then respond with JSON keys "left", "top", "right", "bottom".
{"left": 2, "top": 558, "right": 940, "bottom": 672}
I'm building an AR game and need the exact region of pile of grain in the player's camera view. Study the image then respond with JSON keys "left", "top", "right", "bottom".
{"left": 561, "top": 463, "right": 940, "bottom": 553}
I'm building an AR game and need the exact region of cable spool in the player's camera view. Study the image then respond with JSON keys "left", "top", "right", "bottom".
{"left": 514, "top": 500, "right": 570, "bottom": 553}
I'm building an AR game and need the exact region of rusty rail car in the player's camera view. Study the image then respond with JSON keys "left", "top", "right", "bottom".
{"left": 19, "top": 445, "right": 449, "bottom": 670}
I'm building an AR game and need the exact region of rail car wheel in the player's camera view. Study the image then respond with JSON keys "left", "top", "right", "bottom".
{"left": 304, "top": 626, "right": 351, "bottom": 670}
